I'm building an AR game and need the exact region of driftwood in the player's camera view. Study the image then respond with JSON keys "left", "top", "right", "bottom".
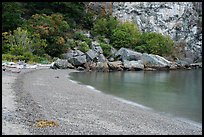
{"left": 2, "top": 66, "right": 21, "bottom": 73}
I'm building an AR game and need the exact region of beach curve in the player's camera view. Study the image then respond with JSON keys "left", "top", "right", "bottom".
{"left": 3, "top": 68, "right": 202, "bottom": 135}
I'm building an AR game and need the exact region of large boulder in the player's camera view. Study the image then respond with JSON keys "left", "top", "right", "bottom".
{"left": 108, "top": 61, "right": 123, "bottom": 71}
{"left": 85, "top": 49, "right": 98, "bottom": 61}
{"left": 115, "top": 48, "right": 142, "bottom": 61}
{"left": 69, "top": 55, "right": 87, "bottom": 66}
{"left": 51, "top": 59, "right": 74, "bottom": 69}
{"left": 97, "top": 54, "right": 107, "bottom": 63}
{"left": 123, "top": 60, "right": 144, "bottom": 71}
{"left": 91, "top": 41, "right": 103, "bottom": 54}
{"left": 169, "top": 62, "right": 178, "bottom": 70}
{"left": 176, "top": 60, "right": 190, "bottom": 68}
{"left": 63, "top": 49, "right": 85, "bottom": 60}
{"left": 180, "top": 57, "right": 194, "bottom": 64}
{"left": 141, "top": 53, "right": 172, "bottom": 68}
{"left": 85, "top": 50, "right": 107, "bottom": 63}
{"left": 96, "top": 61, "right": 109, "bottom": 72}
{"left": 84, "top": 61, "right": 97, "bottom": 71}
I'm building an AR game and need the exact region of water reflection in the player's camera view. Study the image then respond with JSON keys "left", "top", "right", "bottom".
{"left": 70, "top": 69, "right": 202, "bottom": 123}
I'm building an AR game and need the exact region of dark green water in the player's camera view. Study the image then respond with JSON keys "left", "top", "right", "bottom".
{"left": 69, "top": 69, "right": 202, "bottom": 124}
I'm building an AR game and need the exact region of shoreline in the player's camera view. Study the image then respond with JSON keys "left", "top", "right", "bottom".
{"left": 2, "top": 70, "right": 33, "bottom": 135}
{"left": 68, "top": 75, "right": 202, "bottom": 128}
{"left": 3, "top": 68, "right": 202, "bottom": 135}
{"left": 69, "top": 69, "right": 202, "bottom": 125}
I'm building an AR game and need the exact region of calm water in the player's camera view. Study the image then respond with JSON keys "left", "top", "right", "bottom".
{"left": 69, "top": 69, "right": 202, "bottom": 124}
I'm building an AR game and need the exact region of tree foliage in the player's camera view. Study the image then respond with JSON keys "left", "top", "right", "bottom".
{"left": 24, "top": 13, "right": 69, "bottom": 38}
{"left": 134, "top": 32, "right": 174, "bottom": 56}
{"left": 22, "top": 13, "right": 69, "bottom": 57}
{"left": 110, "top": 21, "right": 141, "bottom": 49}
{"left": 2, "top": 2, "right": 25, "bottom": 32}
{"left": 20, "top": 2, "right": 86, "bottom": 28}
{"left": 2, "top": 2, "right": 176, "bottom": 62}
{"left": 2, "top": 27, "right": 47, "bottom": 56}
{"left": 91, "top": 16, "right": 119, "bottom": 38}
{"left": 2, "top": 27, "right": 47, "bottom": 62}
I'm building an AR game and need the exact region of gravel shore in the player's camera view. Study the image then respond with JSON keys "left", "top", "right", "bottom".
{"left": 2, "top": 68, "right": 202, "bottom": 135}
{"left": 2, "top": 69, "right": 33, "bottom": 135}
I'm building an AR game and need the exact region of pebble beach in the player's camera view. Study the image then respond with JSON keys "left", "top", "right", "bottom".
{"left": 2, "top": 68, "right": 202, "bottom": 135}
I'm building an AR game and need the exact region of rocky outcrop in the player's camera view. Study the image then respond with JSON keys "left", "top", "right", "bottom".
{"left": 96, "top": 61, "right": 109, "bottom": 72}
{"left": 85, "top": 41, "right": 107, "bottom": 63}
{"left": 51, "top": 46, "right": 201, "bottom": 71}
{"left": 69, "top": 55, "right": 87, "bottom": 66}
{"left": 141, "top": 53, "right": 172, "bottom": 68}
{"left": 86, "top": 49, "right": 98, "bottom": 61}
{"left": 91, "top": 41, "right": 103, "bottom": 54}
{"left": 62, "top": 49, "right": 87, "bottom": 66}
{"left": 112, "top": 2, "right": 202, "bottom": 62}
{"left": 123, "top": 60, "right": 144, "bottom": 71}
{"left": 98, "top": 54, "right": 107, "bottom": 62}
{"left": 176, "top": 60, "right": 190, "bottom": 68}
{"left": 108, "top": 61, "right": 123, "bottom": 71}
{"left": 63, "top": 49, "right": 85, "bottom": 60}
{"left": 115, "top": 48, "right": 142, "bottom": 61}
{"left": 51, "top": 59, "right": 74, "bottom": 69}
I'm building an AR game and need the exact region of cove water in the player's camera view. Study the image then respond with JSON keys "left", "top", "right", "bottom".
{"left": 69, "top": 69, "right": 202, "bottom": 125}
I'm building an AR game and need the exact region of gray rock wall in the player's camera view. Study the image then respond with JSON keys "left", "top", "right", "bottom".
{"left": 112, "top": 2, "right": 202, "bottom": 60}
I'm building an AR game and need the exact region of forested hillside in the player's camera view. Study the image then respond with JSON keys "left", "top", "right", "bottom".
{"left": 2, "top": 2, "right": 188, "bottom": 65}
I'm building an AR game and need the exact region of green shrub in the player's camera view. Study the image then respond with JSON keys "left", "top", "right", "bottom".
{"left": 2, "top": 53, "right": 34, "bottom": 63}
{"left": 2, "top": 54, "right": 15, "bottom": 62}
{"left": 45, "top": 42, "right": 68, "bottom": 58}
{"left": 2, "top": 43, "right": 12, "bottom": 54}
{"left": 65, "top": 39, "right": 77, "bottom": 49}
{"left": 97, "top": 36, "right": 109, "bottom": 44}
{"left": 2, "top": 27, "right": 47, "bottom": 57}
{"left": 134, "top": 32, "right": 174, "bottom": 56}
{"left": 73, "top": 31, "right": 92, "bottom": 46}
{"left": 30, "top": 33, "right": 47, "bottom": 56}
{"left": 77, "top": 41, "right": 90, "bottom": 53}
{"left": 110, "top": 21, "right": 141, "bottom": 49}
{"left": 74, "top": 31, "right": 85, "bottom": 40}
{"left": 100, "top": 42, "right": 112, "bottom": 57}
{"left": 91, "top": 16, "right": 119, "bottom": 38}
{"left": 82, "top": 11, "right": 95, "bottom": 30}
{"left": 84, "top": 37, "right": 92, "bottom": 46}
{"left": 32, "top": 56, "right": 49, "bottom": 64}
{"left": 22, "top": 52, "right": 34, "bottom": 62}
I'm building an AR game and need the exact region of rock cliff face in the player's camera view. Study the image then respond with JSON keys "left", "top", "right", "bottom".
{"left": 112, "top": 2, "right": 202, "bottom": 61}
